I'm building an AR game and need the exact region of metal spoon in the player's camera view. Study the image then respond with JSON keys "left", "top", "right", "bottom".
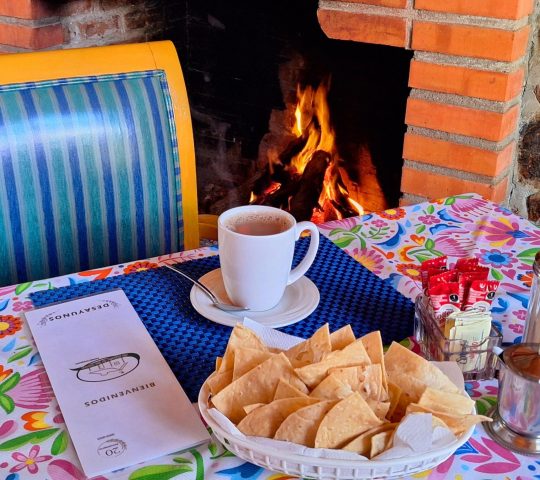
{"left": 163, "top": 264, "right": 249, "bottom": 312}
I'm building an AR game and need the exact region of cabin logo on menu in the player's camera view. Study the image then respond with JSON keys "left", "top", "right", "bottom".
{"left": 71, "top": 353, "right": 141, "bottom": 383}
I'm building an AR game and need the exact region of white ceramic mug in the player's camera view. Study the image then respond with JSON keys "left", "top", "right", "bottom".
{"left": 218, "top": 205, "right": 319, "bottom": 311}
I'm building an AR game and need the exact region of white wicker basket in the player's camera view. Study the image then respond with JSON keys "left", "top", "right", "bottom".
{"left": 198, "top": 382, "right": 474, "bottom": 480}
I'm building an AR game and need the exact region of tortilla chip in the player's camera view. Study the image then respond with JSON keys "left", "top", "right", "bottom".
{"left": 243, "top": 403, "right": 265, "bottom": 415}
{"left": 295, "top": 339, "right": 371, "bottom": 388}
{"left": 215, "top": 356, "right": 222, "bottom": 371}
{"left": 212, "top": 352, "right": 308, "bottom": 424}
{"left": 219, "top": 324, "right": 268, "bottom": 373}
{"left": 358, "top": 364, "right": 386, "bottom": 401}
{"left": 360, "top": 331, "right": 387, "bottom": 391}
{"left": 326, "top": 366, "right": 359, "bottom": 391}
{"left": 359, "top": 331, "right": 383, "bottom": 364}
{"left": 406, "top": 403, "right": 491, "bottom": 435}
{"left": 387, "top": 381, "right": 402, "bottom": 420}
{"left": 285, "top": 324, "right": 331, "bottom": 368}
{"left": 237, "top": 397, "right": 318, "bottom": 438}
{"left": 232, "top": 348, "right": 273, "bottom": 381}
{"left": 315, "top": 392, "right": 383, "bottom": 449}
{"left": 329, "top": 325, "right": 356, "bottom": 351}
{"left": 418, "top": 387, "right": 475, "bottom": 416}
{"left": 385, "top": 342, "right": 461, "bottom": 396}
{"left": 207, "top": 369, "right": 233, "bottom": 396}
{"left": 326, "top": 364, "right": 388, "bottom": 418}
{"left": 310, "top": 374, "right": 354, "bottom": 400}
{"left": 274, "top": 400, "right": 337, "bottom": 447}
{"left": 369, "top": 400, "right": 390, "bottom": 420}
{"left": 370, "top": 430, "right": 393, "bottom": 458}
{"left": 431, "top": 415, "right": 450, "bottom": 430}
{"left": 388, "top": 373, "right": 428, "bottom": 421}
{"left": 274, "top": 379, "right": 309, "bottom": 400}
{"left": 343, "top": 423, "right": 397, "bottom": 456}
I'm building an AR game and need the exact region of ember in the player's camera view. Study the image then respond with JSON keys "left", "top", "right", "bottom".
{"left": 250, "top": 79, "right": 364, "bottom": 222}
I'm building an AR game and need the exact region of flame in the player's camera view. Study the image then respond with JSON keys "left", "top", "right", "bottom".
{"left": 251, "top": 78, "right": 363, "bottom": 221}
{"left": 291, "top": 80, "right": 336, "bottom": 175}
{"left": 291, "top": 80, "right": 362, "bottom": 220}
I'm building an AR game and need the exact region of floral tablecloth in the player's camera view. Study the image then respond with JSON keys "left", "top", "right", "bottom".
{"left": 1, "top": 193, "right": 539, "bottom": 480}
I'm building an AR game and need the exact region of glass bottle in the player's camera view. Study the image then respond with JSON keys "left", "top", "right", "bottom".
{"left": 523, "top": 251, "right": 540, "bottom": 343}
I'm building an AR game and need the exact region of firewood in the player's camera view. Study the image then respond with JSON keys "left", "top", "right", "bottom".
{"left": 279, "top": 133, "right": 309, "bottom": 166}
{"left": 289, "top": 150, "right": 330, "bottom": 221}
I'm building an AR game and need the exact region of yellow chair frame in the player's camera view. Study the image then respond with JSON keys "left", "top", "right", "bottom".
{"left": 0, "top": 41, "right": 200, "bottom": 250}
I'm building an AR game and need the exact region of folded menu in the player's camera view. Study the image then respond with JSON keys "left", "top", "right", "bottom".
{"left": 25, "top": 289, "right": 209, "bottom": 477}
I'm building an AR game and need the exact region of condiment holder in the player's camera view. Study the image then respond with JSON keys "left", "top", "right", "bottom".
{"left": 414, "top": 294, "right": 502, "bottom": 380}
{"left": 485, "top": 343, "right": 540, "bottom": 456}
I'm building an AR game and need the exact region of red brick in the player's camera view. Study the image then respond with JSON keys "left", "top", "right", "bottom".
{"left": 0, "top": 22, "right": 64, "bottom": 49}
{"left": 399, "top": 194, "right": 428, "bottom": 207}
{"left": 317, "top": 9, "right": 407, "bottom": 48}
{"left": 405, "top": 98, "right": 520, "bottom": 142}
{"left": 0, "top": 0, "right": 57, "bottom": 20}
{"left": 403, "top": 133, "right": 514, "bottom": 177}
{"left": 415, "top": 0, "right": 534, "bottom": 20}
{"left": 401, "top": 167, "right": 509, "bottom": 201}
{"left": 329, "top": 0, "right": 406, "bottom": 7}
{"left": 412, "top": 22, "right": 530, "bottom": 62}
{"left": 409, "top": 61, "right": 524, "bottom": 102}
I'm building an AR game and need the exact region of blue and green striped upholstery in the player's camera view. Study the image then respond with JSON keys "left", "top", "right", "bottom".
{"left": 0, "top": 70, "right": 184, "bottom": 286}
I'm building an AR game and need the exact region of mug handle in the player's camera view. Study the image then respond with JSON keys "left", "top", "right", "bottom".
{"left": 287, "top": 221, "right": 320, "bottom": 285}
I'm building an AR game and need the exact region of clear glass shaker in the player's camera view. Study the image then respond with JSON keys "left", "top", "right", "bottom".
{"left": 523, "top": 251, "right": 540, "bottom": 343}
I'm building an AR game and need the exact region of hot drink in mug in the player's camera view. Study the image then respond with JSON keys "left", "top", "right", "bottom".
{"left": 218, "top": 205, "right": 319, "bottom": 311}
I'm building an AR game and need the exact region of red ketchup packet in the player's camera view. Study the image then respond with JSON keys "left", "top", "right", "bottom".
{"left": 463, "top": 280, "right": 500, "bottom": 311}
{"left": 455, "top": 257, "right": 479, "bottom": 271}
{"left": 428, "top": 282, "right": 461, "bottom": 318}
{"left": 420, "top": 256, "right": 448, "bottom": 290}
{"left": 429, "top": 269, "right": 458, "bottom": 288}
{"left": 458, "top": 269, "right": 489, "bottom": 305}
{"left": 422, "top": 267, "right": 447, "bottom": 290}
{"left": 422, "top": 257, "right": 447, "bottom": 269}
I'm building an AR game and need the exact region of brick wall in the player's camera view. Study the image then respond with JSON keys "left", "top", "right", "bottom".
{"left": 0, "top": 0, "right": 164, "bottom": 52}
{"left": 318, "top": 0, "right": 537, "bottom": 209}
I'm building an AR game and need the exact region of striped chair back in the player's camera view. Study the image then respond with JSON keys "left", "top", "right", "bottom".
{"left": 0, "top": 43, "right": 199, "bottom": 287}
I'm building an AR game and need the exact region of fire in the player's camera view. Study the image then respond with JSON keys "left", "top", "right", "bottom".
{"left": 291, "top": 80, "right": 336, "bottom": 175}
{"left": 251, "top": 78, "right": 364, "bottom": 222}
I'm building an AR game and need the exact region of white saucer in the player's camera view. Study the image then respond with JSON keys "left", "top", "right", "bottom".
{"left": 190, "top": 268, "right": 320, "bottom": 328}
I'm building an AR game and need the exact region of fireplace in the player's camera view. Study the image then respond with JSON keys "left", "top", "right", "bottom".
{"left": 175, "top": 0, "right": 412, "bottom": 222}
{"left": 0, "top": 0, "right": 538, "bottom": 221}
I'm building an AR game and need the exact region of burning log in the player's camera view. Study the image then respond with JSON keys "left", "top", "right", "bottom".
{"left": 250, "top": 78, "right": 363, "bottom": 222}
{"left": 327, "top": 163, "right": 360, "bottom": 219}
{"left": 289, "top": 150, "right": 331, "bottom": 221}
{"left": 252, "top": 134, "right": 307, "bottom": 198}
{"left": 278, "top": 133, "right": 309, "bottom": 166}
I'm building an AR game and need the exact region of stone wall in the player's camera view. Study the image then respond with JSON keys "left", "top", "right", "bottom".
{"left": 510, "top": 9, "right": 540, "bottom": 223}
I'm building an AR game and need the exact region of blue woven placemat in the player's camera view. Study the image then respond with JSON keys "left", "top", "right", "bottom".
{"left": 30, "top": 236, "right": 414, "bottom": 401}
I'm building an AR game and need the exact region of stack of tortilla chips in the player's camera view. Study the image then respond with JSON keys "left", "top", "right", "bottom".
{"left": 206, "top": 324, "right": 490, "bottom": 459}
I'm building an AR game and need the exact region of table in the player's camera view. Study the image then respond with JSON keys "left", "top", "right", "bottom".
{"left": 1, "top": 193, "right": 539, "bottom": 479}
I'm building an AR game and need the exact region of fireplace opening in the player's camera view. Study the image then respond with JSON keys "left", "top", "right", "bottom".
{"left": 174, "top": 0, "right": 413, "bottom": 221}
